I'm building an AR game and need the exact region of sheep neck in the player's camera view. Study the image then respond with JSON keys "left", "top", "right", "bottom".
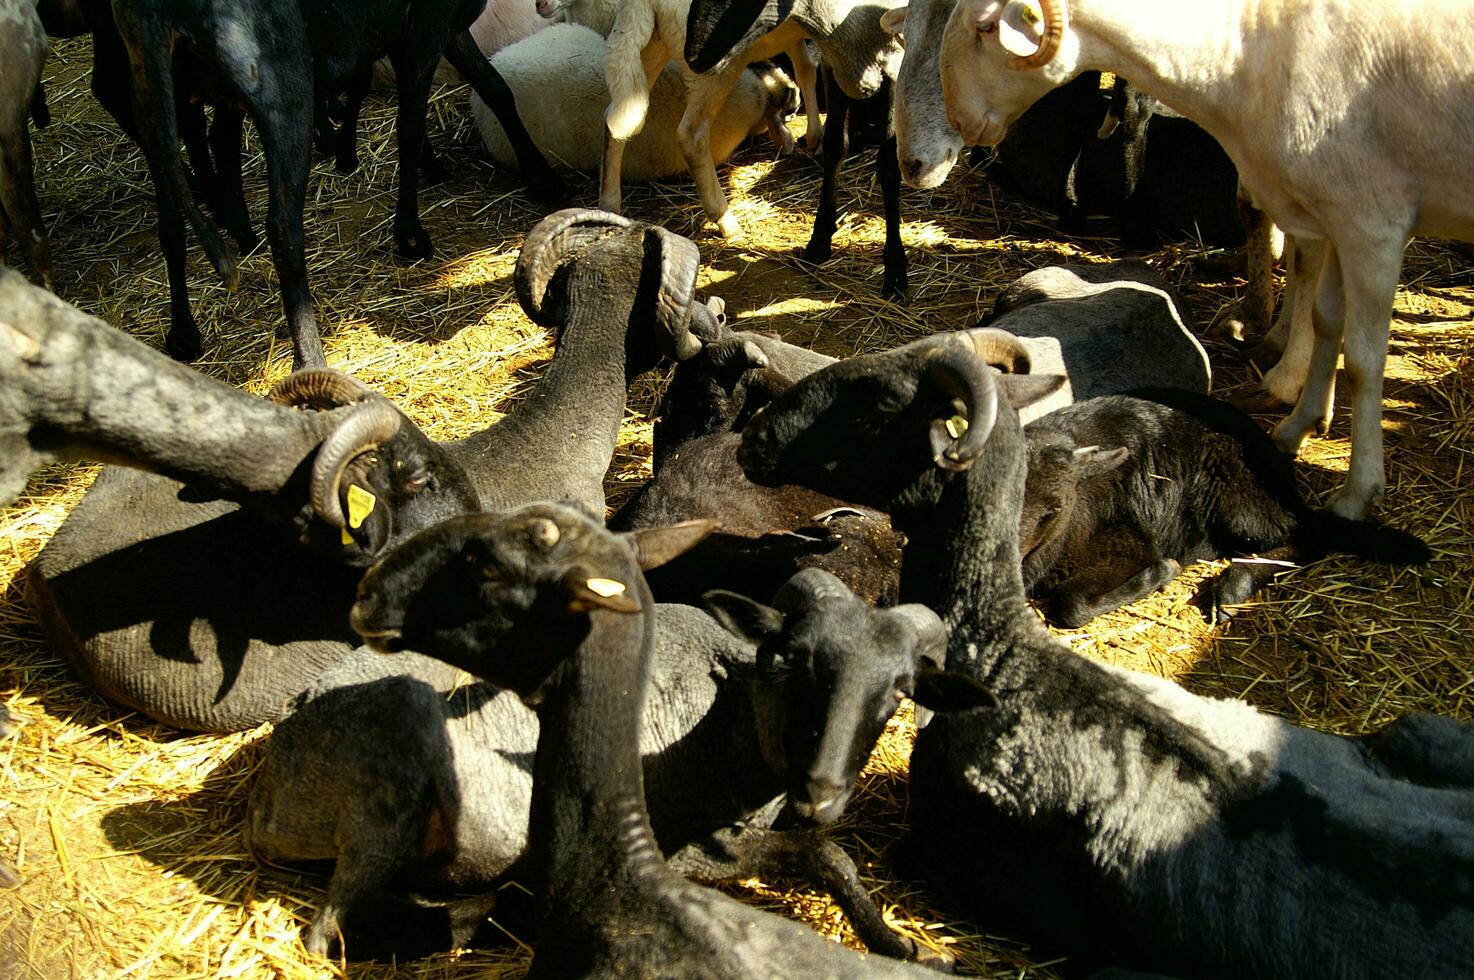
{"left": 893, "top": 417, "right": 1053, "bottom": 690}
{"left": 454, "top": 256, "right": 643, "bottom": 513}
{"left": 526, "top": 575, "right": 667, "bottom": 921}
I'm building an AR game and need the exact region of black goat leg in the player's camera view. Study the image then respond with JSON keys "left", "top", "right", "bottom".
{"left": 1047, "top": 532, "right": 1182, "bottom": 628}
{"left": 206, "top": 105, "right": 259, "bottom": 254}
{"left": 668, "top": 824, "right": 950, "bottom": 970}
{"left": 802, "top": 69, "right": 848, "bottom": 267}
{"left": 384, "top": 27, "right": 444, "bottom": 259}
{"left": 876, "top": 125, "right": 908, "bottom": 300}
{"left": 29, "top": 81, "right": 49, "bottom": 128}
{"left": 1194, "top": 544, "right": 1298, "bottom": 624}
{"left": 442, "top": 30, "right": 562, "bottom": 202}
{"left": 334, "top": 66, "right": 372, "bottom": 175}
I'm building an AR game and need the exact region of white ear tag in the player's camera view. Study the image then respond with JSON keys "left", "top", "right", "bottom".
{"left": 586, "top": 578, "right": 627, "bottom": 598}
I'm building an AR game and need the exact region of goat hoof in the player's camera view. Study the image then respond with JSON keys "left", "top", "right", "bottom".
{"left": 335, "top": 151, "right": 360, "bottom": 176}
{"left": 395, "top": 224, "right": 435, "bottom": 261}
{"left": 164, "top": 327, "right": 204, "bottom": 362}
{"left": 801, "top": 240, "right": 832, "bottom": 265}
{"left": 527, "top": 169, "right": 567, "bottom": 205}
{"left": 716, "top": 212, "right": 743, "bottom": 240}
{"left": 905, "top": 939, "right": 955, "bottom": 973}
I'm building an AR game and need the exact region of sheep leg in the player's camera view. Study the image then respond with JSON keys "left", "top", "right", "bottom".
{"left": 877, "top": 104, "right": 908, "bottom": 300}
{"left": 1361, "top": 712, "right": 1474, "bottom": 789}
{"left": 1273, "top": 242, "right": 1345, "bottom": 456}
{"left": 1255, "top": 237, "right": 1324, "bottom": 409}
{"left": 1218, "top": 193, "right": 1275, "bottom": 343}
{"left": 604, "top": 3, "right": 658, "bottom": 141}
{"left": 0, "top": 107, "right": 53, "bottom": 289}
{"left": 1043, "top": 530, "right": 1180, "bottom": 628}
{"left": 1322, "top": 238, "right": 1405, "bottom": 519}
{"left": 802, "top": 70, "right": 848, "bottom": 267}
{"left": 786, "top": 41, "right": 823, "bottom": 149}
{"left": 680, "top": 68, "right": 747, "bottom": 239}
{"left": 206, "top": 105, "right": 259, "bottom": 255}
{"left": 668, "top": 825, "right": 948, "bottom": 969}
{"left": 443, "top": 30, "right": 562, "bottom": 202}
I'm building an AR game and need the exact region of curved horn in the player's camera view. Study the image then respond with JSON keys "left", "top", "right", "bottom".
{"left": 891, "top": 603, "right": 949, "bottom": 668}
{"left": 310, "top": 400, "right": 403, "bottom": 529}
{"left": 773, "top": 567, "right": 854, "bottom": 613}
{"left": 646, "top": 225, "right": 705, "bottom": 361}
{"left": 1012, "top": 0, "right": 1065, "bottom": 70}
{"left": 960, "top": 327, "right": 1032, "bottom": 374}
{"left": 923, "top": 342, "right": 1000, "bottom": 471}
{"left": 268, "top": 369, "right": 375, "bottom": 410}
{"left": 515, "top": 209, "right": 633, "bottom": 326}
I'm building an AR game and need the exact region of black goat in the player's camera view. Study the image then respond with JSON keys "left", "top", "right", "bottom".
{"left": 19, "top": 210, "right": 716, "bottom": 731}
{"left": 98, "top": 0, "right": 561, "bottom": 366}
{"left": 737, "top": 329, "right": 1474, "bottom": 979}
{"left": 1, "top": 0, "right": 53, "bottom": 288}
{"left": 345, "top": 502, "right": 945, "bottom": 977}
{"left": 1020, "top": 390, "right": 1431, "bottom": 627}
{"left": 250, "top": 563, "right": 944, "bottom": 963}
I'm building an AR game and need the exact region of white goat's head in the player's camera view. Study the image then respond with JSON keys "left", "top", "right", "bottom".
{"left": 939, "top": 0, "right": 1073, "bottom": 147}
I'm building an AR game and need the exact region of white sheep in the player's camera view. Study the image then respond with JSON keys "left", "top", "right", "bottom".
{"left": 471, "top": 23, "right": 798, "bottom": 180}
{"left": 899, "top": 0, "right": 1474, "bottom": 519}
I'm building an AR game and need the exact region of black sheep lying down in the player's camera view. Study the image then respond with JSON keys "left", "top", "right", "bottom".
{"left": 17, "top": 210, "right": 718, "bottom": 732}
{"left": 735, "top": 327, "right": 1474, "bottom": 978}
{"left": 344, "top": 502, "right": 944, "bottom": 978}
{"left": 1020, "top": 389, "right": 1431, "bottom": 627}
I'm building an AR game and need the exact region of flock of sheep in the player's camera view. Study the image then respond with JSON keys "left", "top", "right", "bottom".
{"left": 2, "top": 0, "right": 1472, "bottom": 976}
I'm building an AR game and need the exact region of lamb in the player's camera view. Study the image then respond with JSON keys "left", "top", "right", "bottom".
{"left": 1019, "top": 389, "right": 1430, "bottom": 628}
{"left": 471, "top": 24, "right": 799, "bottom": 180}
{"left": 0, "top": 0, "right": 53, "bottom": 289}
{"left": 19, "top": 209, "right": 718, "bottom": 732}
{"left": 249, "top": 563, "right": 945, "bottom": 963}
{"left": 737, "top": 326, "right": 1474, "bottom": 977}
{"left": 343, "top": 502, "right": 948, "bottom": 976}
{"left": 101, "top": 0, "right": 561, "bottom": 365}
{"left": 565, "top": 0, "right": 900, "bottom": 239}
{"left": 928, "top": 0, "right": 1474, "bottom": 520}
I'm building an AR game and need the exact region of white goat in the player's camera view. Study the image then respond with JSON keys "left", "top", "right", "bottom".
{"left": 903, "top": 0, "right": 1474, "bottom": 519}
{"left": 472, "top": 24, "right": 799, "bottom": 179}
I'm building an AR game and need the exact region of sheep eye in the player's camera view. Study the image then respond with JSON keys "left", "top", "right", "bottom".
{"left": 979, "top": 21, "right": 997, "bottom": 35}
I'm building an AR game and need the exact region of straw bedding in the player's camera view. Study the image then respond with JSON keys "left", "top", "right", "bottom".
{"left": 2, "top": 37, "right": 1472, "bottom": 979}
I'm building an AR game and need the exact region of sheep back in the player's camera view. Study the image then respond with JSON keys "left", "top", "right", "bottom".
{"left": 473, "top": 24, "right": 770, "bottom": 180}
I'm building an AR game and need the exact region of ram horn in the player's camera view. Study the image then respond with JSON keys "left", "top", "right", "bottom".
{"left": 923, "top": 342, "right": 1000, "bottom": 471}
{"left": 1012, "top": 0, "right": 1066, "bottom": 70}
{"left": 959, "top": 327, "right": 1032, "bottom": 374}
{"left": 890, "top": 603, "right": 950, "bottom": 670}
{"left": 268, "top": 369, "right": 375, "bottom": 410}
{"left": 310, "top": 399, "right": 403, "bottom": 529}
{"left": 646, "top": 225, "right": 706, "bottom": 362}
{"left": 515, "top": 208, "right": 633, "bottom": 327}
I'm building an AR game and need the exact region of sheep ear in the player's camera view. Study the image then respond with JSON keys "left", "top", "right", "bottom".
{"left": 997, "top": 0, "right": 1047, "bottom": 58}
{"left": 565, "top": 572, "right": 643, "bottom": 615}
{"left": 999, "top": 373, "right": 1067, "bottom": 409}
{"left": 912, "top": 669, "right": 1000, "bottom": 713}
{"left": 625, "top": 519, "right": 720, "bottom": 570}
{"left": 879, "top": 6, "right": 907, "bottom": 38}
{"left": 702, "top": 590, "right": 786, "bottom": 644}
{"left": 1074, "top": 444, "right": 1130, "bottom": 475}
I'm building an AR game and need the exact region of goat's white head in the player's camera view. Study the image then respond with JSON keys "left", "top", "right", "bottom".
{"left": 939, "top": 0, "right": 1073, "bottom": 147}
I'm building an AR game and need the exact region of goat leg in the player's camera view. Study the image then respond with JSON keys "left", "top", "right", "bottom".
{"left": 877, "top": 122, "right": 908, "bottom": 300}
{"left": 802, "top": 69, "right": 848, "bottom": 268}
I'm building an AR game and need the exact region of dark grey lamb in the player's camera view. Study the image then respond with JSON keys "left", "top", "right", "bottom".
{"left": 736, "top": 327, "right": 1474, "bottom": 979}
{"left": 251, "top": 541, "right": 946, "bottom": 963}
{"left": 344, "top": 502, "right": 946, "bottom": 977}
{"left": 22, "top": 210, "right": 717, "bottom": 732}
{"left": 0, "top": 0, "right": 53, "bottom": 289}
{"left": 1020, "top": 389, "right": 1430, "bottom": 627}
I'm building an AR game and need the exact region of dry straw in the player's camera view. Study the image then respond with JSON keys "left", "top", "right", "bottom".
{"left": 3, "top": 36, "right": 1472, "bottom": 979}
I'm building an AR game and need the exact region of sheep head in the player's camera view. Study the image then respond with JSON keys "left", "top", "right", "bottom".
{"left": 351, "top": 502, "right": 717, "bottom": 700}
{"left": 515, "top": 209, "right": 721, "bottom": 368}
{"left": 1019, "top": 427, "right": 1129, "bottom": 586}
{"left": 737, "top": 329, "right": 1064, "bottom": 512}
{"left": 939, "top": 0, "right": 1075, "bottom": 147}
{"left": 704, "top": 568, "right": 982, "bottom": 825}
{"left": 269, "top": 370, "right": 480, "bottom": 566}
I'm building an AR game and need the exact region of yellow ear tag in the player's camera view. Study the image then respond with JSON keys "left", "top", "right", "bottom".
{"left": 1019, "top": 1, "right": 1041, "bottom": 25}
{"left": 586, "top": 578, "right": 628, "bottom": 598}
{"left": 945, "top": 415, "right": 969, "bottom": 440}
{"left": 341, "top": 485, "right": 377, "bottom": 545}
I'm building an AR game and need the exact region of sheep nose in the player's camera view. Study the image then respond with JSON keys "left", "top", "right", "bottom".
{"left": 791, "top": 777, "right": 848, "bottom": 825}
{"left": 902, "top": 157, "right": 926, "bottom": 182}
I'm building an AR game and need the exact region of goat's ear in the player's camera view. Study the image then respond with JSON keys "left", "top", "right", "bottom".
{"left": 684, "top": 0, "right": 775, "bottom": 73}
{"left": 997, "top": 0, "right": 1047, "bottom": 58}
{"left": 565, "top": 571, "right": 643, "bottom": 615}
{"left": 1074, "top": 444, "right": 1130, "bottom": 476}
{"left": 879, "top": 6, "right": 907, "bottom": 39}
{"left": 912, "top": 668, "right": 1000, "bottom": 713}
{"left": 702, "top": 589, "right": 786, "bottom": 644}
{"left": 999, "top": 373, "right": 1067, "bottom": 410}
{"left": 625, "top": 519, "right": 720, "bottom": 570}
